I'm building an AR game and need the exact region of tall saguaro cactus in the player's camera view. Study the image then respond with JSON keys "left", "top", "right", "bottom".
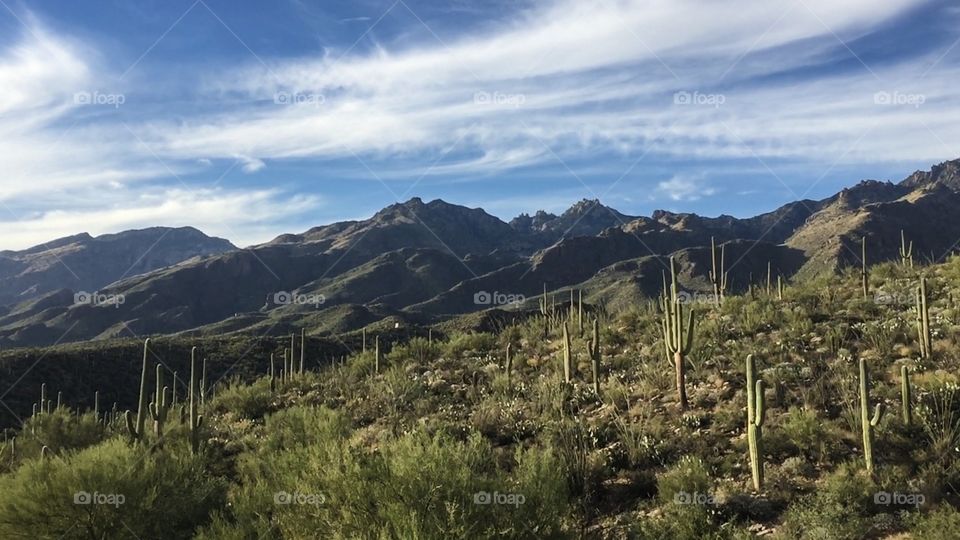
{"left": 661, "top": 256, "right": 695, "bottom": 410}
{"left": 746, "top": 354, "right": 766, "bottom": 491}
{"left": 39, "top": 383, "right": 47, "bottom": 417}
{"left": 562, "top": 322, "right": 572, "bottom": 383}
{"left": 505, "top": 343, "right": 513, "bottom": 386}
{"left": 374, "top": 336, "right": 381, "bottom": 374}
{"left": 859, "top": 358, "right": 885, "bottom": 474}
{"left": 900, "top": 230, "right": 914, "bottom": 268}
{"left": 125, "top": 338, "right": 152, "bottom": 442}
{"left": 578, "top": 289, "right": 584, "bottom": 335}
{"left": 861, "top": 237, "right": 869, "bottom": 299}
{"left": 709, "top": 237, "right": 728, "bottom": 306}
{"left": 589, "top": 318, "right": 601, "bottom": 394}
{"left": 188, "top": 347, "right": 204, "bottom": 454}
{"left": 901, "top": 365, "right": 912, "bottom": 426}
{"left": 916, "top": 277, "right": 932, "bottom": 358}
{"left": 300, "top": 328, "right": 306, "bottom": 374}
{"left": 149, "top": 364, "right": 171, "bottom": 438}
{"left": 269, "top": 352, "right": 276, "bottom": 392}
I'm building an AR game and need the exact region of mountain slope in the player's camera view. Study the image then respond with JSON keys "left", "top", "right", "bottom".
{"left": 4, "top": 158, "right": 960, "bottom": 347}
{"left": 0, "top": 227, "right": 236, "bottom": 306}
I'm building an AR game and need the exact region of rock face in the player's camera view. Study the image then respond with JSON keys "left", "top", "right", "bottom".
{"left": 2, "top": 158, "right": 960, "bottom": 347}
{"left": 0, "top": 227, "right": 236, "bottom": 305}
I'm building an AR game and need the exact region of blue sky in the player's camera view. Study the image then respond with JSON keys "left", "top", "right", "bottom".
{"left": 1, "top": 0, "right": 959, "bottom": 249}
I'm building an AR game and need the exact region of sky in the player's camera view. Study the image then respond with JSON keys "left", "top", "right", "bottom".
{"left": 0, "top": 0, "right": 959, "bottom": 249}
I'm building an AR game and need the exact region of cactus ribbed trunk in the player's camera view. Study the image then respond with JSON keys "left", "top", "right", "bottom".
{"left": 590, "top": 318, "right": 601, "bottom": 394}
{"left": 861, "top": 237, "right": 869, "bottom": 299}
{"left": 125, "top": 338, "right": 151, "bottom": 442}
{"left": 661, "top": 256, "right": 695, "bottom": 410}
{"left": 189, "top": 347, "right": 204, "bottom": 454}
{"left": 746, "top": 355, "right": 765, "bottom": 491}
{"left": 859, "top": 358, "right": 884, "bottom": 474}
{"left": 901, "top": 365, "right": 912, "bottom": 426}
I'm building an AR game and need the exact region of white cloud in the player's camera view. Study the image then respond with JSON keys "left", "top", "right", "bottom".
{"left": 0, "top": 187, "right": 323, "bottom": 250}
{"left": 656, "top": 175, "right": 716, "bottom": 202}
{"left": 0, "top": 0, "right": 954, "bottom": 248}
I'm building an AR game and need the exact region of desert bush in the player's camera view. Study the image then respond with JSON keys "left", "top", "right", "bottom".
{"left": 206, "top": 411, "right": 570, "bottom": 539}
{"left": 445, "top": 332, "right": 497, "bottom": 358}
{"left": 15, "top": 409, "right": 105, "bottom": 460}
{"left": 777, "top": 463, "right": 877, "bottom": 539}
{"left": 388, "top": 336, "right": 441, "bottom": 365}
{"left": 0, "top": 438, "right": 225, "bottom": 539}
{"left": 633, "top": 456, "right": 724, "bottom": 540}
{"left": 208, "top": 377, "right": 274, "bottom": 419}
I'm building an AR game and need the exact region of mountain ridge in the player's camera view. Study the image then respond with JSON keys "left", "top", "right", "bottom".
{"left": 1, "top": 158, "right": 959, "bottom": 347}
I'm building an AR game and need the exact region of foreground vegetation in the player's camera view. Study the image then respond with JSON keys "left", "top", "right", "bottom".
{"left": 1, "top": 247, "right": 960, "bottom": 538}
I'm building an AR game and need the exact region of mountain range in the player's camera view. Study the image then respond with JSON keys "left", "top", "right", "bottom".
{"left": 1, "top": 158, "right": 959, "bottom": 348}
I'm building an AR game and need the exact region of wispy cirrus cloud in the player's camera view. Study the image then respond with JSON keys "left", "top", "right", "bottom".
{"left": 1, "top": 0, "right": 957, "bottom": 249}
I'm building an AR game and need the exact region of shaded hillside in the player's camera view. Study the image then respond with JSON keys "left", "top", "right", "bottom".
{"left": 2, "top": 158, "right": 960, "bottom": 347}
{"left": 0, "top": 227, "right": 235, "bottom": 305}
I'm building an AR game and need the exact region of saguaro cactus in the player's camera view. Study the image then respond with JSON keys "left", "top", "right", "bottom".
{"left": 125, "top": 338, "right": 151, "bottom": 442}
{"left": 539, "top": 283, "right": 548, "bottom": 316}
{"left": 290, "top": 333, "right": 296, "bottom": 375}
{"left": 766, "top": 261, "right": 773, "bottom": 296}
{"left": 661, "top": 256, "right": 695, "bottom": 410}
{"left": 149, "top": 364, "right": 172, "bottom": 438}
{"left": 859, "top": 358, "right": 885, "bottom": 474}
{"left": 578, "top": 289, "right": 584, "bottom": 335}
{"left": 900, "top": 230, "right": 914, "bottom": 268}
{"left": 505, "top": 343, "right": 513, "bottom": 386}
{"left": 374, "top": 336, "right": 381, "bottom": 374}
{"left": 589, "top": 318, "right": 601, "bottom": 394}
{"left": 746, "top": 354, "right": 766, "bottom": 491}
{"left": 300, "top": 328, "right": 306, "bottom": 374}
{"left": 39, "top": 384, "right": 47, "bottom": 417}
{"left": 562, "top": 322, "right": 572, "bottom": 383}
{"left": 269, "top": 352, "right": 276, "bottom": 392}
{"left": 709, "top": 237, "right": 728, "bottom": 306}
{"left": 188, "top": 347, "right": 204, "bottom": 454}
{"left": 200, "top": 357, "right": 207, "bottom": 407}
{"left": 916, "top": 277, "right": 932, "bottom": 358}
{"left": 861, "top": 237, "right": 869, "bottom": 299}
{"left": 901, "top": 365, "right": 912, "bottom": 426}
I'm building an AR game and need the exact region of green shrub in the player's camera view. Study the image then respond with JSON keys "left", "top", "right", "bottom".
{"left": 16, "top": 410, "right": 105, "bottom": 460}
{"left": 778, "top": 463, "right": 877, "bottom": 539}
{"left": 0, "top": 438, "right": 225, "bottom": 539}
{"left": 388, "top": 336, "right": 442, "bottom": 365}
{"left": 208, "top": 377, "right": 274, "bottom": 419}
{"left": 445, "top": 332, "right": 497, "bottom": 358}
{"left": 634, "top": 456, "right": 722, "bottom": 540}
{"left": 206, "top": 411, "right": 570, "bottom": 539}
{"left": 907, "top": 505, "right": 960, "bottom": 539}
